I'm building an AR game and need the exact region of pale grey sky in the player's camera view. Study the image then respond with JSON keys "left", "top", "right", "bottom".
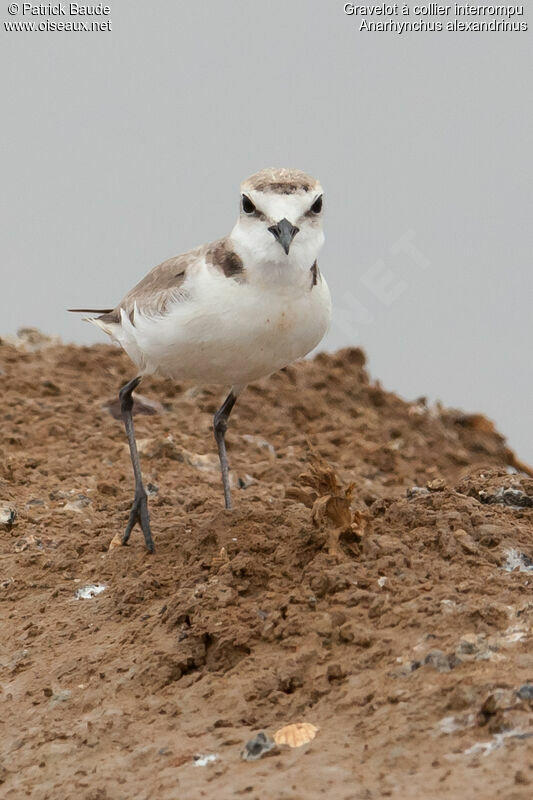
{"left": 2, "top": 1, "right": 532, "bottom": 463}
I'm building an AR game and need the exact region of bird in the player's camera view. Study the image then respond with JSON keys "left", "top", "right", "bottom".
{"left": 70, "top": 168, "right": 331, "bottom": 552}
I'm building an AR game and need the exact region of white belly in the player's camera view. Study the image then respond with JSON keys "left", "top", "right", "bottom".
{"left": 111, "top": 271, "right": 331, "bottom": 386}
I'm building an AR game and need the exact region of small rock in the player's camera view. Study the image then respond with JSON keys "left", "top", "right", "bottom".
{"left": 63, "top": 494, "right": 91, "bottom": 513}
{"left": 406, "top": 486, "right": 430, "bottom": 499}
{"left": 241, "top": 732, "right": 276, "bottom": 761}
{"left": 312, "top": 612, "right": 333, "bottom": 637}
{"left": 327, "top": 663, "right": 346, "bottom": 681}
{"left": 479, "top": 487, "right": 532, "bottom": 509}
{"left": 50, "top": 689, "right": 72, "bottom": 706}
{"left": 424, "top": 650, "right": 452, "bottom": 673}
{"left": 13, "top": 536, "right": 41, "bottom": 553}
{"left": 75, "top": 584, "right": 106, "bottom": 600}
{"left": 237, "top": 474, "right": 257, "bottom": 490}
{"left": 24, "top": 498, "right": 45, "bottom": 509}
{"left": 516, "top": 683, "right": 533, "bottom": 701}
{"left": 339, "top": 623, "right": 354, "bottom": 643}
{"left": 503, "top": 549, "right": 533, "bottom": 573}
{"left": 0, "top": 504, "right": 16, "bottom": 529}
{"left": 427, "top": 479, "right": 445, "bottom": 491}
{"left": 480, "top": 689, "right": 515, "bottom": 717}
{"left": 457, "top": 633, "right": 481, "bottom": 656}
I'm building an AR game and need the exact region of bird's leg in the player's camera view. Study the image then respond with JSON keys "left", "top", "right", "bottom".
{"left": 119, "top": 376, "right": 154, "bottom": 552}
{"left": 213, "top": 386, "right": 243, "bottom": 510}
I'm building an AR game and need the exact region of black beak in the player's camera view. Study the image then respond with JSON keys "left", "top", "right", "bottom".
{"left": 268, "top": 218, "right": 299, "bottom": 255}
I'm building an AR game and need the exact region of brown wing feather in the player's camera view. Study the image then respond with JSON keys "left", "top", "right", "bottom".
{"left": 96, "top": 246, "right": 206, "bottom": 324}
{"left": 80, "top": 238, "right": 246, "bottom": 327}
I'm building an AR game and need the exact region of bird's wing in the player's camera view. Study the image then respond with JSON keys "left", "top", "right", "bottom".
{"left": 80, "top": 238, "right": 246, "bottom": 327}
{"left": 96, "top": 244, "right": 209, "bottom": 325}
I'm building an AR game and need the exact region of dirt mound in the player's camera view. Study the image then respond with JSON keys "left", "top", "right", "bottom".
{"left": 1, "top": 333, "right": 533, "bottom": 799}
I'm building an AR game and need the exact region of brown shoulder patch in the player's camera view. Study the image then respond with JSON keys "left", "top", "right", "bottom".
{"left": 207, "top": 239, "right": 245, "bottom": 281}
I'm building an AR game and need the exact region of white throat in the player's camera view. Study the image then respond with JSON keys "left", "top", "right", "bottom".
{"left": 229, "top": 218, "right": 324, "bottom": 289}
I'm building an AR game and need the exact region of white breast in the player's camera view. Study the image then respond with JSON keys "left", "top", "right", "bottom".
{"left": 108, "top": 261, "right": 331, "bottom": 386}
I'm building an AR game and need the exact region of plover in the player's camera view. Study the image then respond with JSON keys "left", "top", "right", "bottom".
{"left": 70, "top": 168, "right": 331, "bottom": 551}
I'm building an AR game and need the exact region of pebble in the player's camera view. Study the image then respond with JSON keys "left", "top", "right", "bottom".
{"left": 339, "top": 623, "right": 354, "bottom": 643}
{"left": 516, "top": 683, "right": 533, "bottom": 701}
{"left": 406, "top": 487, "right": 430, "bottom": 499}
{"left": 424, "top": 650, "right": 453, "bottom": 673}
{"left": 503, "top": 549, "right": 533, "bottom": 573}
{"left": 327, "top": 663, "right": 346, "bottom": 681}
{"left": 427, "top": 479, "right": 445, "bottom": 491}
{"left": 312, "top": 612, "right": 333, "bottom": 637}
{"left": 457, "top": 633, "right": 480, "bottom": 655}
{"left": 0, "top": 504, "right": 16, "bottom": 529}
{"left": 63, "top": 494, "right": 91, "bottom": 513}
{"left": 75, "top": 584, "right": 106, "bottom": 600}
{"left": 50, "top": 690, "right": 72, "bottom": 706}
{"left": 241, "top": 732, "right": 276, "bottom": 761}
{"left": 479, "top": 487, "right": 532, "bottom": 509}
{"left": 480, "top": 689, "right": 515, "bottom": 716}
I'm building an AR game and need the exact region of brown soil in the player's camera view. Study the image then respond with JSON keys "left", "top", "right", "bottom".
{"left": 1, "top": 330, "right": 533, "bottom": 800}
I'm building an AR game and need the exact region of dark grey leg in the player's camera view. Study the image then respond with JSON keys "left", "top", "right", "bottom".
{"left": 213, "top": 389, "right": 239, "bottom": 510}
{"left": 119, "top": 376, "right": 154, "bottom": 552}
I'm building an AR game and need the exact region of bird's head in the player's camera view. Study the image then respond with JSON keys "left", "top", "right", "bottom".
{"left": 231, "top": 168, "right": 324, "bottom": 275}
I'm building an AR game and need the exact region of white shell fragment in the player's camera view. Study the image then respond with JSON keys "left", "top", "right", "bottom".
{"left": 75, "top": 584, "right": 107, "bottom": 599}
{"left": 273, "top": 722, "right": 318, "bottom": 748}
{"left": 193, "top": 753, "right": 219, "bottom": 767}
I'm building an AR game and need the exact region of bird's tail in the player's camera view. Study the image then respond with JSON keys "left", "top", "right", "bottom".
{"left": 67, "top": 308, "right": 114, "bottom": 314}
{"left": 68, "top": 307, "right": 120, "bottom": 337}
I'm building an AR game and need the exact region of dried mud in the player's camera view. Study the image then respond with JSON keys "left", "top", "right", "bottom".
{"left": 1, "top": 330, "right": 533, "bottom": 799}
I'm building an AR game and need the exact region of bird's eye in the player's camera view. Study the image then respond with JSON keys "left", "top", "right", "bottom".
{"left": 242, "top": 195, "right": 256, "bottom": 214}
{"left": 311, "top": 195, "right": 323, "bottom": 214}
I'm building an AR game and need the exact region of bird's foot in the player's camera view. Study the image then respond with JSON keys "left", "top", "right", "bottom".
{"left": 122, "top": 488, "right": 154, "bottom": 552}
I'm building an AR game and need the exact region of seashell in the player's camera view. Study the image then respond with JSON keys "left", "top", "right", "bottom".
{"left": 108, "top": 533, "right": 123, "bottom": 550}
{"left": 273, "top": 722, "right": 318, "bottom": 748}
{"left": 211, "top": 546, "right": 229, "bottom": 570}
